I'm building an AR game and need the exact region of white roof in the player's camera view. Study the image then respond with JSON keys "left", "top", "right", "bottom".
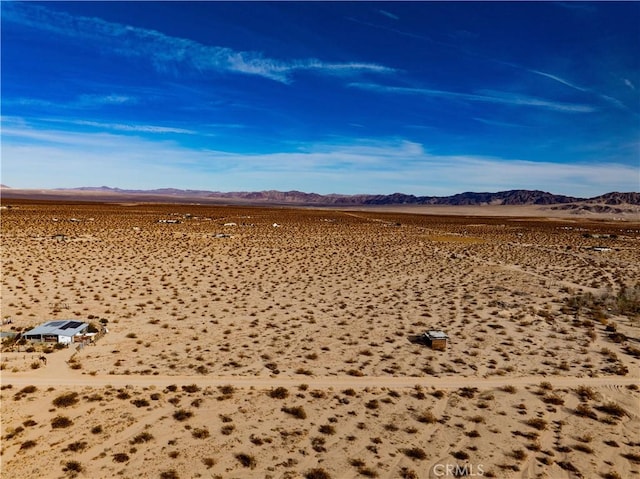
{"left": 425, "top": 330, "right": 448, "bottom": 339}
{"left": 24, "top": 320, "right": 88, "bottom": 337}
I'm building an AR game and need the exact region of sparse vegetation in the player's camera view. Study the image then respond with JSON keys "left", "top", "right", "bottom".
{"left": 234, "top": 453, "right": 257, "bottom": 469}
{"left": 403, "top": 447, "right": 427, "bottom": 460}
{"left": 281, "top": 405, "right": 307, "bottom": 419}
{"left": 2, "top": 201, "right": 639, "bottom": 479}
{"left": 52, "top": 392, "right": 79, "bottom": 408}
{"left": 51, "top": 415, "right": 73, "bottom": 429}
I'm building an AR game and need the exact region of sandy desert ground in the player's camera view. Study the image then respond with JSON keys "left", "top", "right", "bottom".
{"left": 1, "top": 199, "right": 639, "bottom": 479}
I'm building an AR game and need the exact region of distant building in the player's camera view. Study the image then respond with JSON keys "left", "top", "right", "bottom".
{"left": 422, "top": 330, "right": 449, "bottom": 350}
{"left": 23, "top": 320, "right": 89, "bottom": 344}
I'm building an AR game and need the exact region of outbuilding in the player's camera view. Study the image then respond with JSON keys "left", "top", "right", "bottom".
{"left": 422, "top": 330, "right": 449, "bottom": 350}
{"left": 23, "top": 320, "right": 89, "bottom": 344}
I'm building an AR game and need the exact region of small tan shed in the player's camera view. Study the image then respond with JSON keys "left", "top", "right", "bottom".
{"left": 423, "top": 330, "right": 449, "bottom": 350}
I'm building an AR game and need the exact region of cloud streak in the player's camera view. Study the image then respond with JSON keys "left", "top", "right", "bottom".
{"left": 349, "top": 83, "right": 595, "bottom": 113}
{"left": 3, "top": 3, "right": 394, "bottom": 84}
{"left": 3, "top": 120, "right": 635, "bottom": 196}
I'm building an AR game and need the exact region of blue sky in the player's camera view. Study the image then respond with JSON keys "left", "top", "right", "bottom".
{"left": 2, "top": 1, "right": 639, "bottom": 196}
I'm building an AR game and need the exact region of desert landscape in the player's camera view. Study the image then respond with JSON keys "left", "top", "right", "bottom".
{"left": 1, "top": 198, "right": 639, "bottom": 479}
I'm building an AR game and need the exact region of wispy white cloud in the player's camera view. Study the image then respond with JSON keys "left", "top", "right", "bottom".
{"left": 378, "top": 10, "right": 399, "bottom": 21}
{"left": 528, "top": 69, "right": 589, "bottom": 92}
{"left": 76, "top": 94, "right": 137, "bottom": 106}
{"left": 3, "top": 2, "right": 394, "bottom": 84}
{"left": 349, "top": 83, "right": 595, "bottom": 113}
{"left": 527, "top": 68, "right": 630, "bottom": 111}
{"left": 6, "top": 94, "right": 138, "bottom": 110}
{"left": 2, "top": 120, "right": 636, "bottom": 196}
{"left": 51, "top": 119, "right": 195, "bottom": 135}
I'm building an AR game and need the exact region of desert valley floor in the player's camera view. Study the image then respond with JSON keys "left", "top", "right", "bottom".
{"left": 1, "top": 200, "right": 639, "bottom": 479}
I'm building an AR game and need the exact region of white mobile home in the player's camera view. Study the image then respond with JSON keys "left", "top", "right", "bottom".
{"left": 23, "top": 320, "right": 89, "bottom": 344}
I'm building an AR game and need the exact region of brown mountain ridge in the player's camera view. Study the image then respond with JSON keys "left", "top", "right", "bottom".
{"left": 1, "top": 186, "right": 638, "bottom": 207}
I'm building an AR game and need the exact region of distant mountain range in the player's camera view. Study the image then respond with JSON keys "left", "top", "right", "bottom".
{"left": 1, "top": 186, "right": 639, "bottom": 207}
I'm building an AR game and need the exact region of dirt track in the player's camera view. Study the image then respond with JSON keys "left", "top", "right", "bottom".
{"left": 3, "top": 367, "right": 637, "bottom": 390}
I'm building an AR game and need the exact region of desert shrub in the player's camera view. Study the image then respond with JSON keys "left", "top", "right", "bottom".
{"left": 415, "top": 410, "right": 437, "bottom": 424}
{"left": 365, "top": 400, "right": 379, "bottom": 410}
{"left": 597, "top": 402, "right": 627, "bottom": 418}
{"left": 452, "top": 450, "right": 469, "bottom": 460}
{"left": 165, "top": 384, "right": 177, "bottom": 392}
{"left": 543, "top": 394, "right": 565, "bottom": 405}
{"left": 62, "top": 460, "right": 82, "bottom": 474}
{"left": 342, "top": 388, "right": 357, "bottom": 397}
{"left": 602, "top": 472, "right": 623, "bottom": 479}
{"left": 172, "top": 409, "right": 193, "bottom": 421}
{"left": 399, "top": 468, "right": 418, "bottom": 479}
{"left": 131, "top": 398, "right": 150, "bottom": 408}
{"left": 14, "top": 385, "right": 37, "bottom": 400}
{"left": 574, "top": 403, "right": 597, "bottom": 419}
{"left": 311, "top": 436, "right": 327, "bottom": 452}
{"left": 150, "top": 392, "right": 161, "bottom": 401}
{"left": 202, "top": 457, "right": 215, "bottom": 468}
{"left": 116, "top": 390, "right": 130, "bottom": 400}
{"left": 234, "top": 453, "right": 256, "bottom": 469}
{"left": 457, "top": 387, "right": 478, "bottom": 398}
{"left": 573, "top": 443, "right": 594, "bottom": 454}
{"left": 181, "top": 384, "right": 200, "bottom": 393}
{"left": 511, "top": 449, "right": 527, "bottom": 460}
{"left": 63, "top": 441, "right": 87, "bottom": 452}
{"left": 4, "top": 426, "right": 24, "bottom": 440}
{"left": 268, "top": 387, "right": 289, "bottom": 399}
{"left": 159, "top": 470, "right": 179, "bottom": 479}
{"left": 112, "top": 453, "right": 129, "bottom": 463}
{"left": 524, "top": 418, "right": 548, "bottom": 430}
{"left": 221, "top": 424, "right": 235, "bottom": 435}
{"left": 622, "top": 452, "right": 640, "bottom": 464}
{"left": 501, "top": 385, "right": 517, "bottom": 394}
{"left": 130, "top": 432, "right": 153, "bottom": 444}
{"left": 91, "top": 425, "right": 103, "bottom": 434}
{"left": 403, "top": 447, "right": 427, "bottom": 460}
{"left": 358, "top": 467, "right": 378, "bottom": 477}
{"left": 468, "top": 415, "right": 485, "bottom": 424}
{"left": 431, "top": 390, "right": 445, "bottom": 399}
{"left": 557, "top": 461, "right": 581, "bottom": 475}
{"left": 20, "top": 440, "right": 37, "bottom": 450}
{"left": 574, "top": 386, "right": 598, "bottom": 401}
{"left": 305, "top": 468, "right": 331, "bottom": 479}
{"left": 282, "top": 405, "right": 307, "bottom": 419}
{"left": 23, "top": 419, "right": 37, "bottom": 427}
{"left": 218, "top": 384, "right": 235, "bottom": 396}
{"left": 51, "top": 416, "right": 73, "bottom": 429}
{"left": 192, "top": 427, "right": 210, "bottom": 439}
{"left": 53, "top": 392, "right": 79, "bottom": 408}
{"left": 319, "top": 424, "right": 336, "bottom": 435}
{"left": 466, "top": 430, "right": 481, "bottom": 438}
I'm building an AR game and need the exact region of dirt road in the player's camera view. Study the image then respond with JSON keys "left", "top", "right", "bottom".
{"left": 2, "top": 365, "right": 637, "bottom": 390}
